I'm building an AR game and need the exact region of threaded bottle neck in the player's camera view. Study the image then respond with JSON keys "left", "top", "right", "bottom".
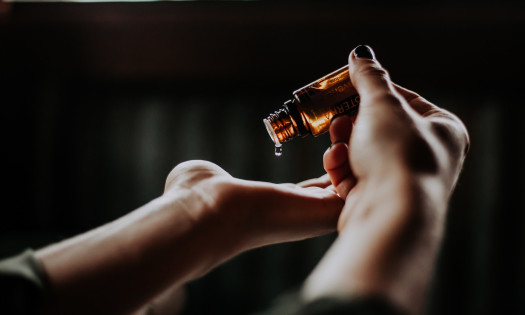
{"left": 263, "top": 108, "right": 298, "bottom": 144}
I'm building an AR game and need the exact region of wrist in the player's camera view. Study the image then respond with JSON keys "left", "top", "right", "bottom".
{"left": 161, "top": 178, "right": 247, "bottom": 276}
{"left": 306, "top": 171, "right": 447, "bottom": 315}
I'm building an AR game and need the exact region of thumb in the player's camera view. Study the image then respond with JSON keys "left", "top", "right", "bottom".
{"left": 348, "top": 45, "right": 400, "bottom": 109}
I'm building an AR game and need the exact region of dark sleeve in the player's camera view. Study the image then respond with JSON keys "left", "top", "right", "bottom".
{"left": 0, "top": 249, "right": 48, "bottom": 315}
{"left": 255, "top": 289, "right": 406, "bottom": 315}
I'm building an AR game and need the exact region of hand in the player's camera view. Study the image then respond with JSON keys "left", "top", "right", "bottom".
{"left": 324, "top": 47, "right": 468, "bottom": 231}
{"left": 303, "top": 45, "right": 469, "bottom": 314}
{"left": 163, "top": 160, "right": 343, "bottom": 265}
{"left": 36, "top": 160, "right": 343, "bottom": 314}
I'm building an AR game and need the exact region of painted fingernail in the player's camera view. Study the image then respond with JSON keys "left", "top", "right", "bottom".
{"left": 354, "top": 45, "right": 375, "bottom": 59}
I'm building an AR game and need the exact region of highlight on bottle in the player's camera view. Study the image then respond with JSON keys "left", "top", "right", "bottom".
{"left": 263, "top": 65, "right": 360, "bottom": 156}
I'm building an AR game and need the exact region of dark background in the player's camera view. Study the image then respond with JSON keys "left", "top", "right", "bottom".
{"left": 1, "top": 1, "right": 524, "bottom": 314}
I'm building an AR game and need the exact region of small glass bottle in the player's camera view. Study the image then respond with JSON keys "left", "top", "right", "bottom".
{"left": 263, "top": 65, "right": 360, "bottom": 147}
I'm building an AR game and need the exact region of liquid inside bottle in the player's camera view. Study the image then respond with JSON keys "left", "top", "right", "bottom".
{"left": 263, "top": 65, "right": 360, "bottom": 150}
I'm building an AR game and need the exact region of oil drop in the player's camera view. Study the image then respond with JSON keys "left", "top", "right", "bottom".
{"left": 274, "top": 144, "right": 283, "bottom": 157}
{"left": 264, "top": 117, "right": 284, "bottom": 157}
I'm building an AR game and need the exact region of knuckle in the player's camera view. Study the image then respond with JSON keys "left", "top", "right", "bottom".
{"left": 174, "top": 160, "right": 214, "bottom": 173}
{"left": 359, "top": 63, "right": 391, "bottom": 83}
{"left": 430, "top": 117, "right": 470, "bottom": 159}
{"left": 166, "top": 160, "right": 227, "bottom": 187}
{"left": 369, "top": 91, "right": 403, "bottom": 108}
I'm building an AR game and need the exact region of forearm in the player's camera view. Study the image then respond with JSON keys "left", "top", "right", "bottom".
{"left": 303, "top": 171, "right": 448, "bottom": 315}
{"left": 32, "top": 159, "right": 344, "bottom": 314}
{"left": 307, "top": 44, "right": 468, "bottom": 315}
{"left": 35, "top": 191, "right": 228, "bottom": 314}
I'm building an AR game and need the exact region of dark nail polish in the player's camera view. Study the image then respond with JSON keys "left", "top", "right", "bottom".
{"left": 354, "top": 45, "right": 375, "bottom": 59}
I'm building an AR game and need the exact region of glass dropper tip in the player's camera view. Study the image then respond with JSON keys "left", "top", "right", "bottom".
{"left": 263, "top": 118, "right": 283, "bottom": 157}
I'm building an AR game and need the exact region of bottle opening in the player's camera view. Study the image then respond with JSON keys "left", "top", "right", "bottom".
{"left": 264, "top": 119, "right": 284, "bottom": 157}
{"left": 263, "top": 118, "right": 281, "bottom": 146}
{"left": 262, "top": 108, "right": 297, "bottom": 144}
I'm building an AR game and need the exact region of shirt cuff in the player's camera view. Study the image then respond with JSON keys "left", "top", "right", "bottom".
{"left": 0, "top": 249, "right": 49, "bottom": 314}
{"left": 255, "top": 288, "right": 406, "bottom": 315}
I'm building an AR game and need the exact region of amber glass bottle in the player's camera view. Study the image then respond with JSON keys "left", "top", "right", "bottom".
{"left": 263, "top": 65, "right": 360, "bottom": 145}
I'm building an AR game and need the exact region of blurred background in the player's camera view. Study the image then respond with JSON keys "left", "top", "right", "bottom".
{"left": 0, "top": 1, "right": 524, "bottom": 314}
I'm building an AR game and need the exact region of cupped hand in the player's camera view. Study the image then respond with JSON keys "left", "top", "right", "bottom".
{"left": 164, "top": 160, "right": 344, "bottom": 259}
{"left": 36, "top": 161, "right": 343, "bottom": 315}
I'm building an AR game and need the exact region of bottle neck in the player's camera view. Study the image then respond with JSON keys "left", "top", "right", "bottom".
{"left": 263, "top": 107, "right": 298, "bottom": 144}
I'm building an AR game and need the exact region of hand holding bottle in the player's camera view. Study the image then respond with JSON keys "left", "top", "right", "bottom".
{"left": 324, "top": 45, "right": 469, "bottom": 230}
{"left": 303, "top": 45, "right": 469, "bottom": 315}
{"left": 32, "top": 45, "right": 468, "bottom": 315}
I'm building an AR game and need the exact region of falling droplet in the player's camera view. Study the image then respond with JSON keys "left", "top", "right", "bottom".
{"left": 274, "top": 144, "right": 283, "bottom": 157}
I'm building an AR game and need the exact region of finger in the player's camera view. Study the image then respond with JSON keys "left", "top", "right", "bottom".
{"left": 330, "top": 114, "right": 354, "bottom": 144}
{"left": 391, "top": 83, "right": 420, "bottom": 101}
{"left": 392, "top": 83, "right": 441, "bottom": 117}
{"left": 279, "top": 183, "right": 300, "bottom": 189}
{"left": 297, "top": 173, "right": 332, "bottom": 188}
{"left": 393, "top": 83, "right": 469, "bottom": 157}
{"left": 348, "top": 45, "right": 401, "bottom": 109}
{"left": 325, "top": 115, "right": 356, "bottom": 197}
{"left": 348, "top": 45, "right": 421, "bottom": 157}
{"left": 323, "top": 143, "right": 356, "bottom": 199}
{"left": 275, "top": 186, "right": 343, "bottom": 239}
{"left": 245, "top": 182, "right": 344, "bottom": 248}
{"left": 326, "top": 184, "right": 337, "bottom": 193}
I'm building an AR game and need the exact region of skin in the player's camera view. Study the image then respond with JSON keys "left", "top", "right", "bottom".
{"left": 36, "top": 162, "right": 343, "bottom": 314}
{"left": 35, "top": 45, "right": 469, "bottom": 315}
{"left": 303, "top": 46, "right": 469, "bottom": 315}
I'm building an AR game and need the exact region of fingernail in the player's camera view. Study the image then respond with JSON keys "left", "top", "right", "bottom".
{"left": 354, "top": 45, "right": 375, "bottom": 59}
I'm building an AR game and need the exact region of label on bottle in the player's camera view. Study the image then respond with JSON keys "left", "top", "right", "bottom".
{"left": 292, "top": 65, "right": 361, "bottom": 136}
{"left": 329, "top": 94, "right": 360, "bottom": 117}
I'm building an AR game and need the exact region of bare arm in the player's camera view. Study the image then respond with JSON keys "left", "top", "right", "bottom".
{"left": 36, "top": 161, "right": 344, "bottom": 314}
